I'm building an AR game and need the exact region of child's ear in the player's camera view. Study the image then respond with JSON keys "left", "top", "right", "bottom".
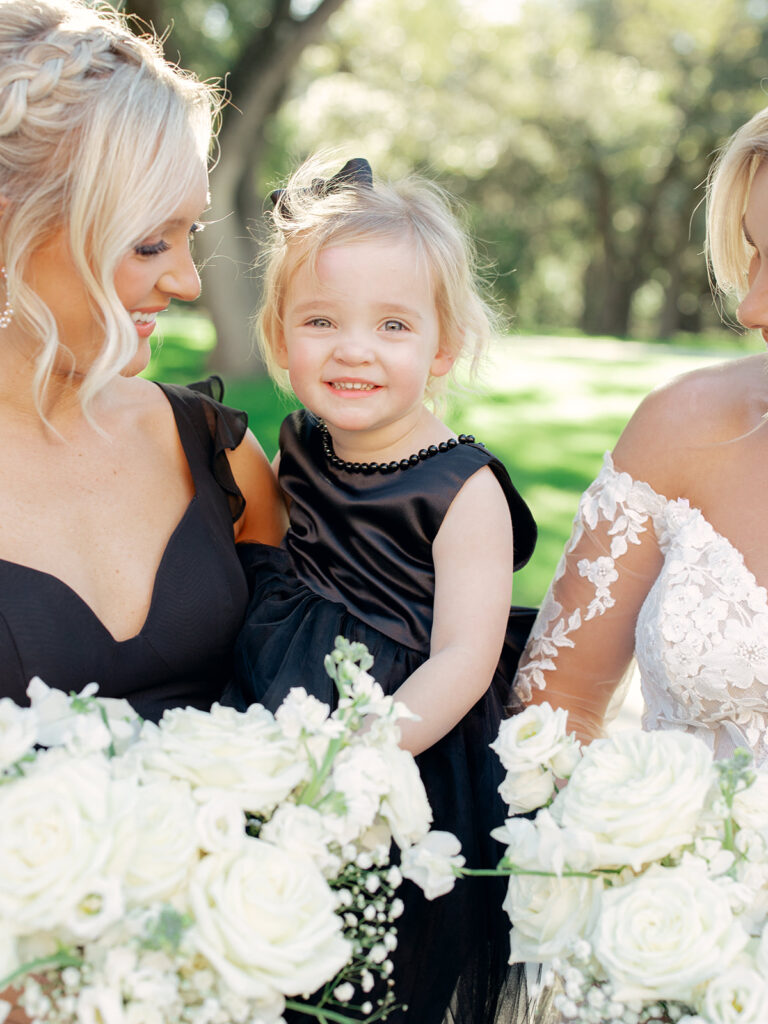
{"left": 274, "top": 334, "right": 290, "bottom": 370}
{"left": 430, "top": 347, "right": 455, "bottom": 378}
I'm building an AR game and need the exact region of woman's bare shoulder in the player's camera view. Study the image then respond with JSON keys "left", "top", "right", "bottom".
{"left": 612, "top": 354, "right": 768, "bottom": 497}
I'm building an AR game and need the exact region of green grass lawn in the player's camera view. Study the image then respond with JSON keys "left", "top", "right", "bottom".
{"left": 146, "top": 315, "right": 758, "bottom": 606}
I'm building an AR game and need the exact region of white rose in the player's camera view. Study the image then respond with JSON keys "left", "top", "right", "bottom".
{"left": 260, "top": 804, "right": 340, "bottom": 878}
{"left": 593, "top": 865, "right": 748, "bottom": 1003}
{"left": 699, "top": 964, "right": 768, "bottom": 1024}
{"left": 490, "top": 702, "right": 578, "bottom": 773}
{"left": 755, "top": 922, "right": 768, "bottom": 975}
{"left": 0, "top": 698, "right": 36, "bottom": 771}
{"left": 133, "top": 703, "right": 308, "bottom": 814}
{"left": 377, "top": 744, "right": 432, "bottom": 848}
{"left": 498, "top": 766, "right": 556, "bottom": 814}
{"left": 400, "top": 831, "right": 465, "bottom": 900}
{"left": 503, "top": 871, "right": 602, "bottom": 963}
{"left": 0, "top": 753, "right": 115, "bottom": 933}
{"left": 195, "top": 793, "right": 247, "bottom": 854}
{"left": 732, "top": 771, "right": 768, "bottom": 833}
{"left": 112, "top": 779, "right": 200, "bottom": 906}
{"left": 0, "top": 929, "right": 18, "bottom": 983}
{"left": 189, "top": 839, "right": 350, "bottom": 1000}
{"left": 553, "top": 729, "right": 716, "bottom": 870}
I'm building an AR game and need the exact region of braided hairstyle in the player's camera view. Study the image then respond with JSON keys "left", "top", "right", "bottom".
{"left": 0, "top": 0, "right": 220, "bottom": 412}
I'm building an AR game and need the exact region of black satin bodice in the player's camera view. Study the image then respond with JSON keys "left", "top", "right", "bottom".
{"left": 280, "top": 409, "right": 537, "bottom": 651}
{"left": 0, "top": 379, "right": 249, "bottom": 721}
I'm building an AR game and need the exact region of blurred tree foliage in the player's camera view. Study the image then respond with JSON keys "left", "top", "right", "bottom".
{"left": 124, "top": 0, "right": 768, "bottom": 370}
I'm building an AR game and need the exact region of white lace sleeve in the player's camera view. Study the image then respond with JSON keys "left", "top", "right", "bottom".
{"left": 514, "top": 453, "right": 667, "bottom": 741}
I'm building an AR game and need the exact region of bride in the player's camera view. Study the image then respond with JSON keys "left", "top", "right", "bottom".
{"left": 514, "top": 103, "right": 768, "bottom": 766}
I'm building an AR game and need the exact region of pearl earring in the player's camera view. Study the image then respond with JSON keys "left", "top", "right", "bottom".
{"left": 0, "top": 267, "right": 12, "bottom": 329}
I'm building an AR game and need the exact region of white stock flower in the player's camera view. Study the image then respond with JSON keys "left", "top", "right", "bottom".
{"left": 25, "top": 679, "right": 138, "bottom": 756}
{"left": 274, "top": 688, "right": 337, "bottom": 738}
{"left": 491, "top": 702, "right": 580, "bottom": 776}
{"left": 377, "top": 744, "right": 432, "bottom": 848}
{"left": 593, "top": 865, "right": 748, "bottom": 1003}
{"left": 189, "top": 839, "right": 350, "bottom": 1000}
{"left": 133, "top": 703, "right": 308, "bottom": 815}
{"left": 503, "top": 871, "right": 602, "bottom": 964}
{"left": 260, "top": 804, "right": 340, "bottom": 878}
{"left": 732, "top": 771, "right": 768, "bottom": 833}
{"left": 492, "top": 808, "right": 598, "bottom": 877}
{"left": 553, "top": 729, "right": 716, "bottom": 870}
{"left": 76, "top": 985, "right": 125, "bottom": 1024}
{"left": 400, "top": 831, "right": 465, "bottom": 900}
{"left": 0, "top": 697, "right": 36, "bottom": 771}
{"left": 700, "top": 964, "right": 768, "bottom": 1024}
{"left": 498, "top": 766, "right": 556, "bottom": 814}
{"left": 0, "top": 753, "right": 115, "bottom": 933}
{"left": 329, "top": 745, "right": 389, "bottom": 843}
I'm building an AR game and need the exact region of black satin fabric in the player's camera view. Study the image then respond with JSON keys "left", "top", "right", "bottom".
{"left": 230, "top": 409, "right": 537, "bottom": 1024}
{"left": 0, "top": 379, "right": 249, "bottom": 722}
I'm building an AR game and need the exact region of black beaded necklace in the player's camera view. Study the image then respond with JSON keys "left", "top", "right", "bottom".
{"left": 318, "top": 422, "right": 479, "bottom": 475}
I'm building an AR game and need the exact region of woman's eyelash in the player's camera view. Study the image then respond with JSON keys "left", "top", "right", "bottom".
{"left": 134, "top": 223, "right": 205, "bottom": 257}
{"left": 134, "top": 239, "right": 170, "bottom": 257}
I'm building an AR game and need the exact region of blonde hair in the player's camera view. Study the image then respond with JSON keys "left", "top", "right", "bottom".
{"left": 0, "top": 0, "right": 221, "bottom": 414}
{"left": 706, "top": 105, "right": 768, "bottom": 297}
{"left": 257, "top": 154, "right": 499, "bottom": 404}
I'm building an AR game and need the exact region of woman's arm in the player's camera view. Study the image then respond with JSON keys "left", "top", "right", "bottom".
{"left": 227, "top": 430, "right": 288, "bottom": 544}
{"left": 392, "top": 466, "right": 515, "bottom": 755}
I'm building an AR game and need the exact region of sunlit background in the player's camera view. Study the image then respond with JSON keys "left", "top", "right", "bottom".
{"left": 122, "top": 0, "right": 768, "bottom": 610}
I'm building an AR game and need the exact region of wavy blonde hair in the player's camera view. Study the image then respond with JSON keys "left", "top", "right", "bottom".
{"left": 706, "top": 105, "right": 768, "bottom": 298}
{"left": 257, "top": 154, "right": 500, "bottom": 405}
{"left": 0, "top": 0, "right": 221, "bottom": 414}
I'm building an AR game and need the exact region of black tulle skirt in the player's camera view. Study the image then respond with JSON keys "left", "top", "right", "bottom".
{"left": 227, "top": 544, "right": 535, "bottom": 1024}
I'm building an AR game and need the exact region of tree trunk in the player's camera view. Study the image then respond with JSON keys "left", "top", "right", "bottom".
{"left": 194, "top": 0, "right": 350, "bottom": 378}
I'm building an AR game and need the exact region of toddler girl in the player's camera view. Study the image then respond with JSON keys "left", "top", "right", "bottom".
{"left": 230, "top": 156, "right": 536, "bottom": 1024}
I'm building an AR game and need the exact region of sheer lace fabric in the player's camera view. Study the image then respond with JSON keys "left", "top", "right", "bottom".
{"left": 514, "top": 453, "right": 768, "bottom": 765}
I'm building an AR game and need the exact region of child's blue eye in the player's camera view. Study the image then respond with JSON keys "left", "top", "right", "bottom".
{"left": 307, "top": 317, "right": 333, "bottom": 328}
{"left": 383, "top": 319, "right": 407, "bottom": 331}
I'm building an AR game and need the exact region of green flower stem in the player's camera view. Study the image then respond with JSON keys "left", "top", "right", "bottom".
{"left": 0, "top": 952, "right": 83, "bottom": 990}
{"left": 459, "top": 865, "right": 602, "bottom": 880}
{"left": 297, "top": 735, "right": 346, "bottom": 807}
{"left": 283, "top": 1000, "right": 370, "bottom": 1023}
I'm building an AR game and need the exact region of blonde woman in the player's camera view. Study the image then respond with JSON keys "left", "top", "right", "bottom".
{"left": 0, "top": 0, "right": 285, "bottom": 718}
{"left": 514, "top": 104, "right": 768, "bottom": 764}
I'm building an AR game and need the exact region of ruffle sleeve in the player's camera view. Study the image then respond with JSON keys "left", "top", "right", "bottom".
{"left": 181, "top": 376, "right": 248, "bottom": 523}
{"left": 512, "top": 452, "right": 667, "bottom": 741}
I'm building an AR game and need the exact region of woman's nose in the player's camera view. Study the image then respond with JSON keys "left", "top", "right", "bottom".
{"left": 160, "top": 247, "right": 201, "bottom": 303}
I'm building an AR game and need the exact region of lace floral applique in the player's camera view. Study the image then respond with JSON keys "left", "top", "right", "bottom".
{"left": 515, "top": 453, "right": 665, "bottom": 702}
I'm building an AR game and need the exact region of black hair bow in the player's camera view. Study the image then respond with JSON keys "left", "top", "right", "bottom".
{"left": 269, "top": 157, "right": 373, "bottom": 216}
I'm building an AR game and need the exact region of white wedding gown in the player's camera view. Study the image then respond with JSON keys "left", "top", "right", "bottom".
{"left": 514, "top": 453, "right": 768, "bottom": 765}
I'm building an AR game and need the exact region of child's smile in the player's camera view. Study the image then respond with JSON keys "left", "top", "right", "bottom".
{"left": 277, "top": 236, "right": 454, "bottom": 461}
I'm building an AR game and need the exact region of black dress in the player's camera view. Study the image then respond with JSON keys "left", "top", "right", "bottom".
{"left": 0, "top": 379, "right": 250, "bottom": 722}
{"left": 230, "top": 409, "right": 537, "bottom": 1024}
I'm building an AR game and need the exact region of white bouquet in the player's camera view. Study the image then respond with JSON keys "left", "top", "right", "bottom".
{"left": 0, "top": 638, "right": 462, "bottom": 1024}
{"left": 491, "top": 702, "right": 768, "bottom": 1024}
